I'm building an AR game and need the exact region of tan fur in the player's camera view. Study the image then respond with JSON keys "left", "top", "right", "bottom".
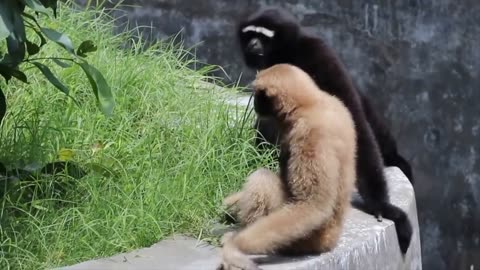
{"left": 218, "top": 64, "right": 357, "bottom": 270}
{"left": 223, "top": 168, "right": 286, "bottom": 225}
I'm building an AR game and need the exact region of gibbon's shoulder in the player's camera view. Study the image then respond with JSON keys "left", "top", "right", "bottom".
{"left": 300, "top": 92, "right": 356, "bottom": 146}
{"left": 255, "top": 64, "right": 355, "bottom": 139}
{"left": 256, "top": 64, "right": 352, "bottom": 118}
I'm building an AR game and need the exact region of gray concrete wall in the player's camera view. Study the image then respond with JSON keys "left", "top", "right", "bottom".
{"left": 77, "top": 1, "right": 480, "bottom": 269}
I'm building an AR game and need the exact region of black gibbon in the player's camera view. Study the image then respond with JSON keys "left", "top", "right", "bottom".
{"left": 236, "top": 7, "right": 412, "bottom": 254}
{"left": 218, "top": 64, "right": 356, "bottom": 270}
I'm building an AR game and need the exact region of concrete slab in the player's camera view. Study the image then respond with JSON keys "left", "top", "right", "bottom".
{"left": 59, "top": 167, "right": 421, "bottom": 270}
{"left": 223, "top": 92, "right": 253, "bottom": 107}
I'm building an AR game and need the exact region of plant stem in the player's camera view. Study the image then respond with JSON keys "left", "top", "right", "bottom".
{"left": 24, "top": 57, "right": 76, "bottom": 62}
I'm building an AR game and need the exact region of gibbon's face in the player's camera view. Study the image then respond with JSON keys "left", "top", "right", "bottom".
{"left": 252, "top": 64, "right": 290, "bottom": 118}
{"left": 253, "top": 87, "right": 277, "bottom": 118}
{"left": 238, "top": 28, "right": 274, "bottom": 69}
{"left": 238, "top": 8, "right": 300, "bottom": 69}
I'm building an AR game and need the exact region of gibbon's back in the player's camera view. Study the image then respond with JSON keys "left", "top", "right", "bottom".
{"left": 254, "top": 64, "right": 356, "bottom": 145}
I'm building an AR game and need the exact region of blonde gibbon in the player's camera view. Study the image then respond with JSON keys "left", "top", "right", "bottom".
{"left": 218, "top": 64, "right": 357, "bottom": 270}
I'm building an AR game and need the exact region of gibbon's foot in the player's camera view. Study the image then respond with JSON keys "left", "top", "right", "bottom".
{"left": 221, "top": 231, "right": 237, "bottom": 246}
{"left": 218, "top": 242, "right": 261, "bottom": 270}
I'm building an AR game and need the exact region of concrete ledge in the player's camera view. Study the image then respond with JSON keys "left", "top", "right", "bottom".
{"left": 60, "top": 167, "right": 421, "bottom": 270}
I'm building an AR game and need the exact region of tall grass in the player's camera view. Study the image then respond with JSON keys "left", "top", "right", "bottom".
{"left": 0, "top": 3, "right": 275, "bottom": 269}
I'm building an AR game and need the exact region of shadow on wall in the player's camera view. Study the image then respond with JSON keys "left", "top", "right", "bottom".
{"left": 76, "top": 1, "right": 480, "bottom": 269}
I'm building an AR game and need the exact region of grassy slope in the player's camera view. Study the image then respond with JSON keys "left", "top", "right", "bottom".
{"left": 0, "top": 3, "right": 275, "bottom": 269}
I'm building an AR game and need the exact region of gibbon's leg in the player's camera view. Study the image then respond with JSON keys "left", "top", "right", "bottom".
{"left": 360, "top": 93, "right": 413, "bottom": 182}
{"left": 220, "top": 201, "right": 336, "bottom": 270}
{"left": 355, "top": 118, "right": 389, "bottom": 218}
{"left": 279, "top": 164, "right": 354, "bottom": 256}
{"left": 219, "top": 158, "right": 339, "bottom": 270}
{"left": 223, "top": 168, "right": 287, "bottom": 226}
{"left": 280, "top": 218, "right": 342, "bottom": 255}
{"left": 355, "top": 120, "right": 413, "bottom": 254}
{"left": 279, "top": 199, "right": 350, "bottom": 256}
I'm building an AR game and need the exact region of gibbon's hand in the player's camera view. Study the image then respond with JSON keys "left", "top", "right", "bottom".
{"left": 217, "top": 240, "right": 261, "bottom": 270}
{"left": 362, "top": 200, "right": 384, "bottom": 222}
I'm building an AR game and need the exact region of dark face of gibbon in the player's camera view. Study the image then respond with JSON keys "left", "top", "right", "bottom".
{"left": 253, "top": 89, "right": 277, "bottom": 117}
{"left": 239, "top": 33, "right": 272, "bottom": 69}
{"left": 238, "top": 8, "right": 300, "bottom": 69}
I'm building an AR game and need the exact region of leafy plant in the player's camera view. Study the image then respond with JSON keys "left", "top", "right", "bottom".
{"left": 0, "top": 0, "right": 115, "bottom": 117}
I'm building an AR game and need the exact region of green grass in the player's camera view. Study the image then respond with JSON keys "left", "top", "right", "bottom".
{"left": 0, "top": 3, "right": 276, "bottom": 269}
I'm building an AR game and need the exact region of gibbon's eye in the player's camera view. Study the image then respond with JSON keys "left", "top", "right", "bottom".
{"left": 254, "top": 89, "right": 276, "bottom": 117}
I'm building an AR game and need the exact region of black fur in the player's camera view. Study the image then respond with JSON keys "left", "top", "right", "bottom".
{"left": 360, "top": 93, "right": 414, "bottom": 181}
{"left": 254, "top": 87, "right": 295, "bottom": 200}
{"left": 238, "top": 7, "right": 413, "bottom": 254}
{"left": 254, "top": 117, "right": 280, "bottom": 149}
{"left": 253, "top": 89, "right": 283, "bottom": 149}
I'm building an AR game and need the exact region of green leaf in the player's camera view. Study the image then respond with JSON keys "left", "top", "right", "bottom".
{"left": 76, "top": 40, "right": 97, "bottom": 57}
{"left": 41, "top": 27, "right": 75, "bottom": 55}
{"left": 0, "top": 2, "right": 15, "bottom": 39}
{"left": 0, "top": 2, "right": 28, "bottom": 66}
{"left": 52, "top": 58, "right": 72, "bottom": 68}
{"left": 26, "top": 40, "right": 40, "bottom": 55}
{"left": 78, "top": 61, "right": 115, "bottom": 116}
{"left": 0, "top": 1, "right": 26, "bottom": 42}
{"left": 23, "top": 0, "right": 50, "bottom": 15}
{"left": 31, "top": 200, "right": 49, "bottom": 211}
{"left": 22, "top": 11, "right": 41, "bottom": 27}
{"left": 11, "top": 69, "right": 27, "bottom": 83}
{"left": 0, "top": 1, "right": 25, "bottom": 40}
{"left": 31, "top": 61, "right": 69, "bottom": 94}
{"left": 0, "top": 63, "right": 28, "bottom": 83}
{"left": 22, "top": 13, "right": 47, "bottom": 47}
{"left": 57, "top": 148, "right": 74, "bottom": 161}
{"left": 32, "top": 27, "right": 47, "bottom": 47}
{"left": 0, "top": 20, "right": 11, "bottom": 40}
{"left": 6, "top": 36, "right": 26, "bottom": 67}
{"left": 39, "top": 0, "right": 57, "bottom": 17}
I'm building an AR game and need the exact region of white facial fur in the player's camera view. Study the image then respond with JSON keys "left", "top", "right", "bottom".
{"left": 241, "top": 25, "right": 275, "bottom": 38}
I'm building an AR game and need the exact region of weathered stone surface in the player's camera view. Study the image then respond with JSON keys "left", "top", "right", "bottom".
{"left": 60, "top": 167, "right": 421, "bottom": 270}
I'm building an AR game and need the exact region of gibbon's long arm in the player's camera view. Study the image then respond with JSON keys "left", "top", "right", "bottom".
{"left": 229, "top": 201, "right": 334, "bottom": 254}
{"left": 223, "top": 168, "right": 286, "bottom": 226}
{"left": 220, "top": 150, "right": 340, "bottom": 267}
